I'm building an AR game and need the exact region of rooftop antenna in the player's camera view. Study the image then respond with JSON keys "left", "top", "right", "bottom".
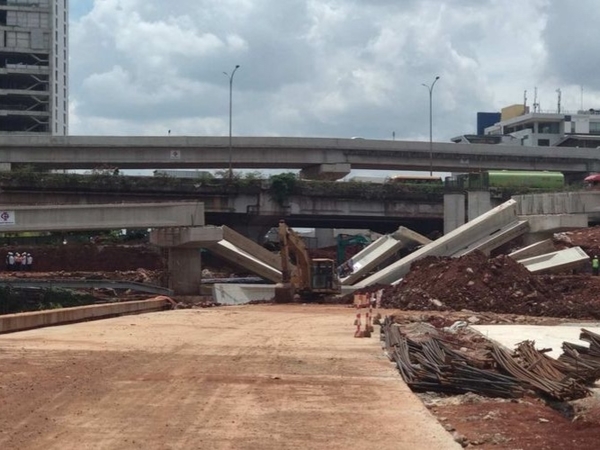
{"left": 556, "top": 88, "right": 562, "bottom": 114}
{"left": 533, "top": 87, "right": 539, "bottom": 113}
{"left": 523, "top": 90, "right": 528, "bottom": 110}
{"left": 581, "top": 85, "right": 584, "bottom": 111}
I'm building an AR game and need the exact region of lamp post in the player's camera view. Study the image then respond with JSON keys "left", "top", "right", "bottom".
{"left": 422, "top": 76, "right": 439, "bottom": 176}
{"left": 223, "top": 65, "right": 240, "bottom": 180}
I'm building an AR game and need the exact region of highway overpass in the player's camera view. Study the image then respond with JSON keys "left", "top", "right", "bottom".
{"left": 0, "top": 135, "right": 597, "bottom": 179}
{"left": 0, "top": 173, "right": 445, "bottom": 238}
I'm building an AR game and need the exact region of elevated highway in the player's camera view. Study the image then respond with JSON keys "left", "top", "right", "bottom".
{"left": 0, "top": 135, "right": 597, "bottom": 179}
{"left": 0, "top": 173, "right": 445, "bottom": 237}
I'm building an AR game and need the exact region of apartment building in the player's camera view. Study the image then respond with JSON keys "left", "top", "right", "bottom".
{"left": 0, "top": 0, "right": 68, "bottom": 135}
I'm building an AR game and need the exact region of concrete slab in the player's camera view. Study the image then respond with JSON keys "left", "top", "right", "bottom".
{"left": 508, "top": 239, "right": 555, "bottom": 260}
{"left": 453, "top": 220, "right": 529, "bottom": 257}
{"left": 213, "top": 283, "right": 356, "bottom": 304}
{"left": 341, "top": 227, "right": 430, "bottom": 286}
{"left": 211, "top": 240, "right": 282, "bottom": 283}
{"left": 517, "top": 246, "right": 590, "bottom": 274}
{"left": 340, "top": 234, "right": 404, "bottom": 285}
{"left": 212, "top": 283, "right": 276, "bottom": 304}
{"left": 473, "top": 324, "right": 600, "bottom": 359}
{"left": 520, "top": 214, "right": 588, "bottom": 233}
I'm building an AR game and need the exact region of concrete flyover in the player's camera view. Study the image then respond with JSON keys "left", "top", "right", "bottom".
{"left": 0, "top": 201, "right": 204, "bottom": 232}
{"left": 0, "top": 135, "right": 598, "bottom": 178}
{"left": 0, "top": 202, "right": 205, "bottom": 295}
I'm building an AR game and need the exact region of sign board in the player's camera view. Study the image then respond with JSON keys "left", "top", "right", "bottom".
{"left": 170, "top": 150, "right": 181, "bottom": 160}
{"left": 0, "top": 210, "right": 15, "bottom": 225}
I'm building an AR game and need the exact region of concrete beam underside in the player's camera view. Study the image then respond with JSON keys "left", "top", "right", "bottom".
{"left": 0, "top": 202, "right": 205, "bottom": 232}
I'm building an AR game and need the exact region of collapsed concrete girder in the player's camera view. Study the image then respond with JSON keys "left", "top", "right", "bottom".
{"left": 151, "top": 225, "right": 282, "bottom": 283}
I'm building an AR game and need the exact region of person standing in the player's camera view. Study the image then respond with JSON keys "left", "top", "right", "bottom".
{"left": 8, "top": 252, "right": 14, "bottom": 271}
{"left": 593, "top": 255, "right": 599, "bottom": 276}
{"left": 26, "top": 253, "right": 33, "bottom": 271}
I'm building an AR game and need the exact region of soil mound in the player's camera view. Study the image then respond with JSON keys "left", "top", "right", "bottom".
{"left": 382, "top": 251, "right": 600, "bottom": 319}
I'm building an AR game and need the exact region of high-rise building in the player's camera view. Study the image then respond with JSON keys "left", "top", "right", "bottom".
{"left": 0, "top": 0, "right": 68, "bottom": 135}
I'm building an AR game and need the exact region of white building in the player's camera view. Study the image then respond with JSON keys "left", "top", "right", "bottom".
{"left": 483, "top": 104, "right": 600, "bottom": 148}
{"left": 0, "top": 0, "right": 68, "bottom": 135}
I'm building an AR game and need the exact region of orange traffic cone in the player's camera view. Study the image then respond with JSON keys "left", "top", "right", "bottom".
{"left": 354, "top": 312, "right": 364, "bottom": 337}
{"left": 365, "top": 310, "right": 374, "bottom": 334}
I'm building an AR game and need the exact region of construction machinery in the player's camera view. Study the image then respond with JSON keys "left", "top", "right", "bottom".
{"left": 274, "top": 220, "right": 341, "bottom": 302}
{"left": 336, "top": 233, "right": 370, "bottom": 265}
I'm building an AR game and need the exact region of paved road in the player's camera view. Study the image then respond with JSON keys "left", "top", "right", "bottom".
{"left": 0, "top": 305, "right": 460, "bottom": 450}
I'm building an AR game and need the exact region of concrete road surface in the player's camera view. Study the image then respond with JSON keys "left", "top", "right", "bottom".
{"left": 0, "top": 305, "right": 460, "bottom": 450}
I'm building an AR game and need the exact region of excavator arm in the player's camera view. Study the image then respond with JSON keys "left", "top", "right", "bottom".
{"left": 275, "top": 220, "right": 341, "bottom": 303}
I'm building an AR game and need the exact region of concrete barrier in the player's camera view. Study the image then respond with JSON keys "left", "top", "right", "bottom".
{"left": 0, "top": 298, "right": 172, "bottom": 334}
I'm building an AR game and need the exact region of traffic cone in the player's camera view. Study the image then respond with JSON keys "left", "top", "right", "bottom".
{"left": 366, "top": 309, "right": 374, "bottom": 334}
{"left": 354, "top": 313, "right": 364, "bottom": 337}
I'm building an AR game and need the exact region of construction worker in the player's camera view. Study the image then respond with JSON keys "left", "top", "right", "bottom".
{"left": 593, "top": 256, "right": 599, "bottom": 276}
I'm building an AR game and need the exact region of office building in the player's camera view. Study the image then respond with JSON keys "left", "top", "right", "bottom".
{"left": 0, "top": 0, "right": 68, "bottom": 135}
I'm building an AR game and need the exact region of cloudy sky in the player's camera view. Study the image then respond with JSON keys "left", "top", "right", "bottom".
{"left": 68, "top": 0, "right": 600, "bottom": 143}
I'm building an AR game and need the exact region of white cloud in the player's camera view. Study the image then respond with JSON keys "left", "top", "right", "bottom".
{"left": 68, "top": 0, "right": 600, "bottom": 142}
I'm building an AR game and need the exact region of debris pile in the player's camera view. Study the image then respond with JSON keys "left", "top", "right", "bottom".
{"left": 381, "top": 251, "right": 600, "bottom": 319}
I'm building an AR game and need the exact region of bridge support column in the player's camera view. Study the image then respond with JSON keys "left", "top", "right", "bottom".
{"left": 168, "top": 248, "right": 201, "bottom": 295}
{"left": 444, "top": 193, "right": 465, "bottom": 234}
{"left": 467, "top": 191, "right": 492, "bottom": 221}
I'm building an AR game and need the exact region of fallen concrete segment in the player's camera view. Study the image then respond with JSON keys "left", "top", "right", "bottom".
{"left": 0, "top": 202, "right": 205, "bottom": 233}
{"left": 453, "top": 220, "right": 529, "bottom": 257}
{"left": 151, "top": 225, "right": 283, "bottom": 283}
{"left": 355, "top": 200, "right": 520, "bottom": 287}
{"left": 341, "top": 227, "right": 431, "bottom": 286}
{"left": 508, "top": 239, "right": 555, "bottom": 260}
{"left": 211, "top": 240, "right": 281, "bottom": 282}
{"left": 0, "top": 298, "right": 172, "bottom": 334}
{"left": 517, "top": 247, "right": 589, "bottom": 274}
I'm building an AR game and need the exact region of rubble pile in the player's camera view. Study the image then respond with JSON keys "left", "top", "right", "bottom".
{"left": 382, "top": 251, "right": 600, "bottom": 319}
{"left": 554, "top": 225, "right": 600, "bottom": 257}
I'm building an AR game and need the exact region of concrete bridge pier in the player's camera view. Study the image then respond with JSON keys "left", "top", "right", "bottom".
{"left": 443, "top": 193, "right": 466, "bottom": 234}
{"left": 168, "top": 247, "right": 202, "bottom": 295}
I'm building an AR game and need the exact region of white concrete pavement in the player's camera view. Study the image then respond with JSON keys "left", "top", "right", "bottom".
{"left": 473, "top": 323, "right": 600, "bottom": 359}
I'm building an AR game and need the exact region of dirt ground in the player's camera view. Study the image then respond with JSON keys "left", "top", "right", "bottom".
{"left": 0, "top": 305, "right": 461, "bottom": 450}
{"left": 4, "top": 226, "right": 600, "bottom": 447}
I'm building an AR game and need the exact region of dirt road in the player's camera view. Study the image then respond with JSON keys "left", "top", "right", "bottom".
{"left": 0, "top": 305, "right": 460, "bottom": 450}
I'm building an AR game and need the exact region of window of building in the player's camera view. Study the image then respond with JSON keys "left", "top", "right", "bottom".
{"left": 538, "top": 139, "right": 550, "bottom": 146}
{"left": 588, "top": 122, "right": 600, "bottom": 135}
{"left": 538, "top": 122, "right": 560, "bottom": 134}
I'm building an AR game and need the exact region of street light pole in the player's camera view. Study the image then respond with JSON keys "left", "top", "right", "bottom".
{"left": 223, "top": 65, "right": 240, "bottom": 180}
{"left": 422, "top": 76, "right": 440, "bottom": 177}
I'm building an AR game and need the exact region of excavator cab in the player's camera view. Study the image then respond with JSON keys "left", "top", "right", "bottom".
{"left": 274, "top": 221, "right": 341, "bottom": 302}
{"left": 309, "top": 258, "right": 339, "bottom": 294}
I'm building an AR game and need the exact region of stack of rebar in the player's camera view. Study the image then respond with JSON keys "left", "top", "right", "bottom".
{"left": 381, "top": 316, "right": 598, "bottom": 401}
{"left": 382, "top": 317, "right": 524, "bottom": 398}
{"left": 490, "top": 340, "right": 590, "bottom": 401}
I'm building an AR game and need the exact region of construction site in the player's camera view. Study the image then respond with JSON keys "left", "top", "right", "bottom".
{"left": 2, "top": 194, "right": 600, "bottom": 449}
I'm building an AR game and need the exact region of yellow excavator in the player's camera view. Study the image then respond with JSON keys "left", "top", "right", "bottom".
{"left": 274, "top": 220, "right": 341, "bottom": 302}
